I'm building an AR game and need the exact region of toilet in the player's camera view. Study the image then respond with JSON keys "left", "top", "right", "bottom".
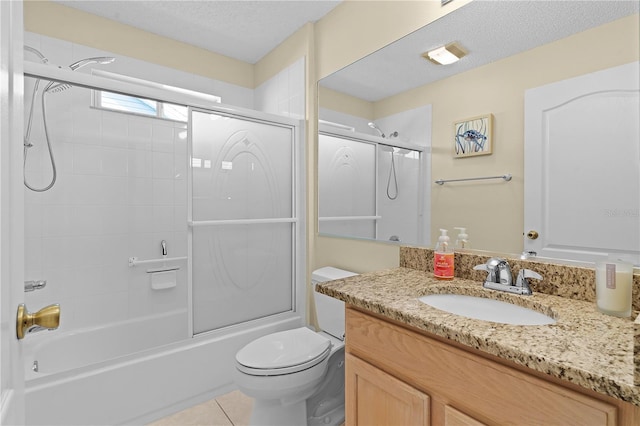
{"left": 234, "top": 267, "right": 357, "bottom": 426}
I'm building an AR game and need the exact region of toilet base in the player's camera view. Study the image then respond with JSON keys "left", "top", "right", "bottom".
{"left": 250, "top": 398, "right": 306, "bottom": 426}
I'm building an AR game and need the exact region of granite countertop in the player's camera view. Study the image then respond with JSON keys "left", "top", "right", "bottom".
{"left": 316, "top": 267, "right": 640, "bottom": 406}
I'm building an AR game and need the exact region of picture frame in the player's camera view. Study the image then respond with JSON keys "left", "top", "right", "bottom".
{"left": 453, "top": 113, "right": 493, "bottom": 158}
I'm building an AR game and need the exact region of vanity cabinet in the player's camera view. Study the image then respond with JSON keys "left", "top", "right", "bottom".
{"left": 345, "top": 307, "right": 638, "bottom": 426}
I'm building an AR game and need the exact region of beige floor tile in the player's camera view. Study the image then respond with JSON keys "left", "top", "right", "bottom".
{"left": 215, "top": 390, "right": 254, "bottom": 426}
{"left": 147, "top": 399, "right": 232, "bottom": 426}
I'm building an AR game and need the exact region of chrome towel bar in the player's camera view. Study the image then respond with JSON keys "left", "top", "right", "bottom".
{"left": 435, "top": 173, "right": 512, "bottom": 185}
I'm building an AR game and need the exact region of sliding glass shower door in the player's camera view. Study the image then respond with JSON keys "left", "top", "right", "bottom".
{"left": 190, "top": 109, "right": 296, "bottom": 334}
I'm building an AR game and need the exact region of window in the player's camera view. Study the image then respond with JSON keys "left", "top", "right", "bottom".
{"left": 92, "top": 70, "right": 221, "bottom": 123}
{"left": 96, "top": 90, "right": 188, "bottom": 122}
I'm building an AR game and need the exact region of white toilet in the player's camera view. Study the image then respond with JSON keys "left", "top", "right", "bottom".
{"left": 234, "top": 267, "right": 357, "bottom": 426}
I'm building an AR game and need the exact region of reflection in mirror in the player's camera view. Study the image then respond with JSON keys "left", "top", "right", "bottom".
{"left": 318, "top": 109, "right": 429, "bottom": 245}
{"left": 317, "top": 0, "right": 639, "bottom": 265}
{"left": 319, "top": 123, "right": 429, "bottom": 246}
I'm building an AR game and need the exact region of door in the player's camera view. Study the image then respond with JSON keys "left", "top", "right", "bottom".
{"left": 1, "top": 1, "right": 26, "bottom": 424}
{"left": 524, "top": 62, "right": 640, "bottom": 265}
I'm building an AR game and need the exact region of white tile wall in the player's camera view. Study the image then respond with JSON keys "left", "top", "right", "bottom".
{"left": 24, "top": 82, "right": 190, "bottom": 331}
{"left": 254, "top": 57, "right": 306, "bottom": 119}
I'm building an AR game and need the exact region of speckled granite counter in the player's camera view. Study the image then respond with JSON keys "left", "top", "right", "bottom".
{"left": 316, "top": 266, "right": 640, "bottom": 406}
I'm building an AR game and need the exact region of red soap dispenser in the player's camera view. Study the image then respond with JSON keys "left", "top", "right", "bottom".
{"left": 434, "top": 229, "right": 454, "bottom": 280}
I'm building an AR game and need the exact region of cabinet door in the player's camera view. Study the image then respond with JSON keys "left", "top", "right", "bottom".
{"left": 444, "top": 405, "right": 487, "bottom": 426}
{"left": 346, "top": 353, "right": 430, "bottom": 426}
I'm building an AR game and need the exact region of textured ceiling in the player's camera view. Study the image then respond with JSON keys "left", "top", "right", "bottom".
{"left": 53, "top": 0, "right": 638, "bottom": 98}
{"left": 320, "top": 1, "right": 639, "bottom": 102}
{"left": 54, "top": 0, "right": 341, "bottom": 64}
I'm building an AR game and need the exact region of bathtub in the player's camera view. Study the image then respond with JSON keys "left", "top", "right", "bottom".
{"left": 24, "top": 311, "right": 302, "bottom": 425}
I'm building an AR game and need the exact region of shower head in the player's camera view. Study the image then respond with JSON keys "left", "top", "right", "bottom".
{"left": 368, "top": 122, "right": 385, "bottom": 138}
{"left": 45, "top": 56, "right": 116, "bottom": 94}
{"left": 45, "top": 82, "right": 75, "bottom": 94}
{"left": 69, "top": 56, "right": 116, "bottom": 71}
{"left": 24, "top": 45, "right": 49, "bottom": 64}
{"left": 379, "top": 145, "right": 395, "bottom": 152}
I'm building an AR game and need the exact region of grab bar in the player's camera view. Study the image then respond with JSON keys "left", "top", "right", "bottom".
{"left": 128, "top": 256, "right": 187, "bottom": 267}
{"left": 435, "top": 173, "right": 512, "bottom": 185}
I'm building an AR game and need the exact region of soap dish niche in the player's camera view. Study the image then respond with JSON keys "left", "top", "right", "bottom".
{"left": 149, "top": 269, "right": 178, "bottom": 290}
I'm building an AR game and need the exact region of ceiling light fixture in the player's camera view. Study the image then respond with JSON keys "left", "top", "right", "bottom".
{"left": 423, "top": 42, "right": 467, "bottom": 65}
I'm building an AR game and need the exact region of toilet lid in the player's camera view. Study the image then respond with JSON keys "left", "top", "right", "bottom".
{"left": 236, "top": 327, "right": 331, "bottom": 370}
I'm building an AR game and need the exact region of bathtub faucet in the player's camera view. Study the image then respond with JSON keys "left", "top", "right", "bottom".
{"left": 16, "top": 303, "right": 61, "bottom": 339}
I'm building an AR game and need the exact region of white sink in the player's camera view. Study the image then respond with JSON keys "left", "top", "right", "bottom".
{"left": 418, "top": 294, "right": 556, "bottom": 325}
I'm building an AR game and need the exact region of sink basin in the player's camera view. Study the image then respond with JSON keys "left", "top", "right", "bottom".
{"left": 418, "top": 294, "right": 556, "bottom": 325}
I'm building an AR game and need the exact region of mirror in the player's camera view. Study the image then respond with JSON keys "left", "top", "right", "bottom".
{"left": 318, "top": 0, "right": 639, "bottom": 263}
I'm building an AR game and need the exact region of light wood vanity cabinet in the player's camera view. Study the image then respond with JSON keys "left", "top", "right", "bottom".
{"left": 345, "top": 307, "right": 639, "bottom": 426}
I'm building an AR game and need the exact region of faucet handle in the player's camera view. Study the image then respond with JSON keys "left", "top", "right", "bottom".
{"left": 474, "top": 257, "right": 507, "bottom": 283}
{"left": 516, "top": 269, "right": 542, "bottom": 291}
{"left": 473, "top": 263, "right": 492, "bottom": 282}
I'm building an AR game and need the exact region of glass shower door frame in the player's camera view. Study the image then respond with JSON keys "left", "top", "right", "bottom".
{"left": 187, "top": 106, "right": 304, "bottom": 337}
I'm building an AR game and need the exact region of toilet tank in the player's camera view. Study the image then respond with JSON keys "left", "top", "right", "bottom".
{"left": 312, "top": 267, "right": 358, "bottom": 340}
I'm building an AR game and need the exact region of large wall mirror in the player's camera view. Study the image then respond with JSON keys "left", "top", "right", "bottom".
{"left": 318, "top": 1, "right": 639, "bottom": 265}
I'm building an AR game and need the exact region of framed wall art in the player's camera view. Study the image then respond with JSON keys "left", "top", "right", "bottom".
{"left": 453, "top": 113, "right": 493, "bottom": 158}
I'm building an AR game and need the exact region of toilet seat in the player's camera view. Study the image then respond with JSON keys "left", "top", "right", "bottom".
{"left": 236, "top": 327, "right": 332, "bottom": 376}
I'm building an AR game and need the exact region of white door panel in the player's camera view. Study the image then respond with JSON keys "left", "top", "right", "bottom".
{"left": 1, "top": 1, "right": 26, "bottom": 424}
{"left": 524, "top": 62, "right": 640, "bottom": 265}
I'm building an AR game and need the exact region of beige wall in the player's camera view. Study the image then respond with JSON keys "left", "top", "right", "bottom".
{"left": 318, "top": 86, "right": 374, "bottom": 120}
{"left": 315, "top": 14, "right": 640, "bottom": 272}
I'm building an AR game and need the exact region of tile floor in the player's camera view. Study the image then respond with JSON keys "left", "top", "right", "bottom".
{"left": 148, "top": 390, "right": 254, "bottom": 426}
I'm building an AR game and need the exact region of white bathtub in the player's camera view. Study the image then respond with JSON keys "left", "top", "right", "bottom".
{"left": 23, "top": 310, "right": 189, "bottom": 380}
{"left": 24, "top": 312, "right": 302, "bottom": 425}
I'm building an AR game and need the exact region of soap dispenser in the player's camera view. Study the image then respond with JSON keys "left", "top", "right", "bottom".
{"left": 454, "top": 227, "right": 470, "bottom": 251}
{"left": 434, "top": 229, "right": 454, "bottom": 280}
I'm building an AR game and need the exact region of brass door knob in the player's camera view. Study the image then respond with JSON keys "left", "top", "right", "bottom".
{"left": 526, "top": 230, "right": 539, "bottom": 240}
{"left": 16, "top": 303, "right": 60, "bottom": 340}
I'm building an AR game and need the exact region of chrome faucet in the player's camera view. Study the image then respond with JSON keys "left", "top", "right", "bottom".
{"left": 473, "top": 258, "right": 542, "bottom": 295}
